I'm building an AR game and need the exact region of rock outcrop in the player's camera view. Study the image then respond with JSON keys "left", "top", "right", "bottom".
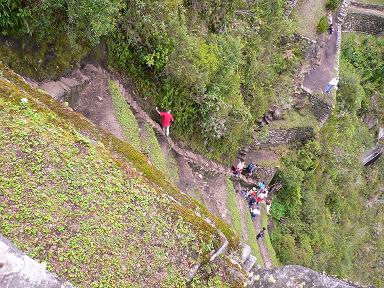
{"left": 250, "top": 265, "right": 360, "bottom": 288}
{"left": 0, "top": 235, "right": 71, "bottom": 288}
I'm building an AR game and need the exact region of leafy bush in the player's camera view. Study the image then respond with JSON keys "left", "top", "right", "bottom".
{"left": 317, "top": 15, "right": 329, "bottom": 33}
{"left": 107, "top": 0, "right": 301, "bottom": 162}
{"left": 326, "top": 0, "right": 340, "bottom": 10}
{"left": 337, "top": 60, "right": 365, "bottom": 113}
{"left": 0, "top": 0, "right": 30, "bottom": 35}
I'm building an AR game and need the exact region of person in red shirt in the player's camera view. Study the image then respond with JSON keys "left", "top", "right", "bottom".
{"left": 156, "top": 107, "right": 174, "bottom": 137}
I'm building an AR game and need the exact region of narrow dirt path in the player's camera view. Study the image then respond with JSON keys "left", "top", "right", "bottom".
{"left": 68, "top": 65, "right": 126, "bottom": 140}
{"left": 303, "top": 19, "right": 339, "bottom": 93}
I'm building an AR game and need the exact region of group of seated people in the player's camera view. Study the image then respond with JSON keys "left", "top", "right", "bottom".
{"left": 242, "top": 181, "right": 272, "bottom": 220}
{"left": 231, "top": 159, "right": 257, "bottom": 177}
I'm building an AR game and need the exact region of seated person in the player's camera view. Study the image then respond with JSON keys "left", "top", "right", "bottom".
{"left": 245, "top": 187, "right": 257, "bottom": 199}
{"left": 232, "top": 159, "right": 245, "bottom": 177}
{"left": 250, "top": 206, "right": 261, "bottom": 219}
{"left": 257, "top": 181, "right": 266, "bottom": 190}
{"left": 256, "top": 190, "right": 267, "bottom": 204}
{"left": 246, "top": 163, "right": 257, "bottom": 176}
{"left": 248, "top": 196, "right": 257, "bottom": 207}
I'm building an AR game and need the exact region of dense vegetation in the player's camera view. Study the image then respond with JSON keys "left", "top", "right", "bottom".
{"left": 271, "top": 34, "right": 384, "bottom": 287}
{"left": 0, "top": 0, "right": 304, "bottom": 163}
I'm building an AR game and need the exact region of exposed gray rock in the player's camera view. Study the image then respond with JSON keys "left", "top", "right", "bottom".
{"left": 250, "top": 265, "right": 360, "bottom": 288}
{"left": 241, "top": 244, "right": 252, "bottom": 263}
{"left": 0, "top": 235, "right": 70, "bottom": 288}
{"left": 363, "top": 115, "right": 378, "bottom": 129}
{"left": 39, "top": 82, "right": 66, "bottom": 100}
{"left": 272, "top": 109, "right": 283, "bottom": 120}
{"left": 59, "top": 77, "right": 79, "bottom": 89}
{"left": 243, "top": 255, "right": 257, "bottom": 272}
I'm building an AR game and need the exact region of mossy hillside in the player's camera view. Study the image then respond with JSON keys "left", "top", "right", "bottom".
{"left": 0, "top": 64, "right": 240, "bottom": 251}
{"left": 0, "top": 66, "right": 244, "bottom": 286}
{"left": 141, "top": 123, "right": 170, "bottom": 178}
{"left": 225, "top": 179, "right": 243, "bottom": 237}
{"left": 108, "top": 80, "right": 142, "bottom": 151}
{"left": 0, "top": 36, "right": 89, "bottom": 81}
{"left": 260, "top": 204, "right": 279, "bottom": 267}
{"left": 0, "top": 84, "right": 216, "bottom": 287}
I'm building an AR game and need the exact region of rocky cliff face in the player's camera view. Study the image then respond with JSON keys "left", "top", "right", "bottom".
{"left": 251, "top": 265, "right": 360, "bottom": 288}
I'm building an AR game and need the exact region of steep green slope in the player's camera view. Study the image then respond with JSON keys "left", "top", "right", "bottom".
{"left": 271, "top": 33, "right": 384, "bottom": 287}
{"left": 0, "top": 64, "right": 243, "bottom": 287}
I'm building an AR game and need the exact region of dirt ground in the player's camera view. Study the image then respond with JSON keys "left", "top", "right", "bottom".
{"left": 67, "top": 65, "right": 125, "bottom": 140}
{"left": 303, "top": 26, "right": 338, "bottom": 93}
{"left": 295, "top": 0, "right": 328, "bottom": 39}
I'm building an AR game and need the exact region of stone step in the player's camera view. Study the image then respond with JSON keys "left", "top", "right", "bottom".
{"left": 70, "top": 69, "right": 90, "bottom": 83}
{"left": 241, "top": 244, "right": 252, "bottom": 263}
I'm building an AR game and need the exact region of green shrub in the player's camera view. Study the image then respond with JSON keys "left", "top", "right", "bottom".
{"left": 326, "top": 0, "right": 340, "bottom": 10}
{"left": 317, "top": 15, "right": 329, "bottom": 33}
{"left": 0, "top": 0, "right": 30, "bottom": 35}
{"left": 106, "top": 0, "right": 301, "bottom": 163}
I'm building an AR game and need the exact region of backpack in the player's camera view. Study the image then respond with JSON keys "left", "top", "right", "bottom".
{"left": 247, "top": 163, "right": 256, "bottom": 172}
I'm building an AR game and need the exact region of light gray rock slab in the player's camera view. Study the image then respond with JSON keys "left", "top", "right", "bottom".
{"left": 39, "top": 82, "right": 65, "bottom": 100}
{"left": 241, "top": 244, "right": 252, "bottom": 263}
{"left": 244, "top": 255, "right": 257, "bottom": 272}
{"left": 59, "top": 77, "right": 79, "bottom": 89}
{"left": 0, "top": 235, "right": 71, "bottom": 288}
{"left": 249, "top": 265, "right": 361, "bottom": 288}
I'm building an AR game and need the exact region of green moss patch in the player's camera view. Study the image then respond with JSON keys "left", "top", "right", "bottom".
{"left": 108, "top": 80, "right": 142, "bottom": 151}
{"left": 0, "top": 36, "right": 89, "bottom": 81}
{"left": 245, "top": 213, "right": 264, "bottom": 268}
{"left": 260, "top": 204, "right": 280, "bottom": 266}
{"left": 141, "top": 123, "right": 170, "bottom": 177}
{"left": 226, "top": 179, "right": 243, "bottom": 236}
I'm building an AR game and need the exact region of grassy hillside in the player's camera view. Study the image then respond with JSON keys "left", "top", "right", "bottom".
{"left": 0, "top": 64, "right": 243, "bottom": 287}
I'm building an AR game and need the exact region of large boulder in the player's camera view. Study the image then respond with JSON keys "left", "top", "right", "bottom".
{"left": 249, "top": 265, "right": 361, "bottom": 288}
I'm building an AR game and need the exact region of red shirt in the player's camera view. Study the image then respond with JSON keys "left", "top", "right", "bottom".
{"left": 160, "top": 112, "right": 173, "bottom": 127}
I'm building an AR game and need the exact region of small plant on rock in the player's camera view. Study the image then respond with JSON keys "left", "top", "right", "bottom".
{"left": 317, "top": 15, "right": 329, "bottom": 33}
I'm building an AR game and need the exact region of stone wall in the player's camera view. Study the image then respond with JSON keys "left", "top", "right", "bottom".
{"left": 308, "top": 93, "right": 334, "bottom": 125}
{"left": 285, "top": 0, "right": 299, "bottom": 16}
{"left": 351, "top": 1, "right": 384, "bottom": 11}
{"left": 343, "top": 12, "right": 384, "bottom": 34}
{"left": 255, "top": 127, "right": 314, "bottom": 147}
{"left": 342, "top": 1, "right": 384, "bottom": 35}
